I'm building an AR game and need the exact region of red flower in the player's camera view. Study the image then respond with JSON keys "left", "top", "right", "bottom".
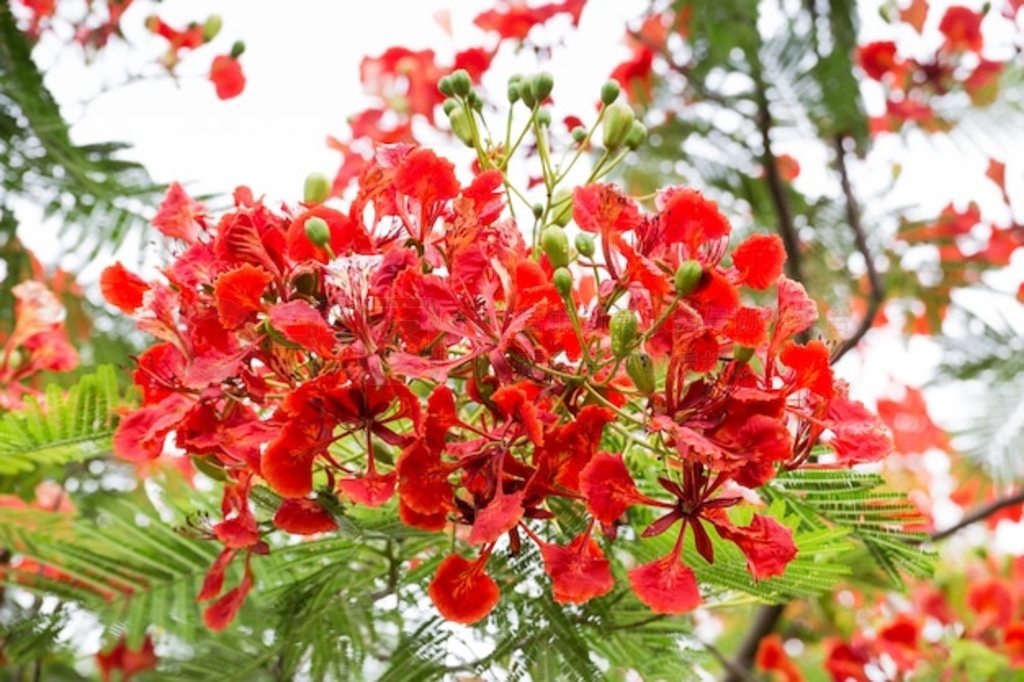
{"left": 724, "top": 306, "right": 769, "bottom": 348}
{"left": 337, "top": 470, "right": 397, "bottom": 508}
{"left": 939, "top": 6, "right": 984, "bottom": 53}
{"left": 286, "top": 206, "right": 369, "bottom": 263}
{"left": 153, "top": 182, "right": 206, "bottom": 243}
{"left": 273, "top": 498, "right": 337, "bottom": 535}
{"left": 572, "top": 183, "right": 642, "bottom": 235}
{"left": 96, "top": 635, "right": 158, "bottom": 682}
{"left": 469, "top": 489, "right": 526, "bottom": 546}
{"left": 538, "top": 532, "right": 615, "bottom": 604}
{"left": 214, "top": 264, "right": 271, "bottom": 329}
{"left": 858, "top": 41, "right": 900, "bottom": 80}
{"left": 395, "top": 148, "right": 460, "bottom": 238}
{"left": 780, "top": 341, "right": 834, "bottom": 397}
{"left": 712, "top": 514, "right": 797, "bottom": 580}
{"left": 210, "top": 55, "right": 246, "bottom": 100}
{"left": 658, "top": 187, "right": 731, "bottom": 254}
{"left": 268, "top": 300, "right": 336, "bottom": 357}
{"left": 628, "top": 552, "right": 701, "bottom": 614}
{"left": 473, "top": 0, "right": 586, "bottom": 41}
{"left": 428, "top": 554, "right": 500, "bottom": 624}
{"left": 580, "top": 452, "right": 651, "bottom": 524}
{"left": 731, "top": 233, "right": 786, "bottom": 289}
{"left": 100, "top": 262, "right": 149, "bottom": 314}
{"left": 756, "top": 634, "right": 803, "bottom": 682}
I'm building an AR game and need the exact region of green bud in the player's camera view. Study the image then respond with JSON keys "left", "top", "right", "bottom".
{"left": 449, "top": 69, "right": 472, "bottom": 97}
{"left": 202, "top": 14, "right": 223, "bottom": 42}
{"left": 674, "top": 259, "right": 704, "bottom": 296}
{"left": 507, "top": 81, "right": 521, "bottom": 103}
{"left": 442, "top": 98, "right": 459, "bottom": 115}
{"left": 531, "top": 71, "right": 554, "bottom": 101}
{"left": 625, "top": 121, "right": 648, "bottom": 150}
{"left": 304, "top": 216, "right": 331, "bottom": 248}
{"left": 551, "top": 188, "right": 573, "bottom": 227}
{"left": 571, "top": 126, "right": 587, "bottom": 143}
{"left": 519, "top": 80, "right": 537, "bottom": 108}
{"left": 438, "top": 75, "right": 455, "bottom": 97}
{"left": 303, "top": 172, "right": 331, "bottom": 204}
{"left": 448, "top": 108, "right": 475, "bottom": 147}
{"left": 600, "top": 80, "right": 621, "bottom": 106}
{"left": 626, "top": 351, "right": 656, "bottom": 393}
{"left": 468, "top": 91, "right": 484, "bottom": 111}
{"left": 541, "top": 226, "right": 570, "bottom": 268}
{"left": 536, "top": 108, "right": 552, "bottom": 127}
{"left": 602, "top": 102, "right": 635, "bottom": 149}
{"left": 733, "top": 344, "right": 755, "bottom": 365}
{"left": 229, "top": 40, "right": 246, "bottom": 59}
{"left": 531, "top": 203, "right": 544, "bottom": 219}
{"left": 609, "top": 309, "right": 639, "bottom": 359}
{"left": 553, "top": 267, "right": 573, "bottom": 298}
{"left": 575, "top": 232, "right": 595, "bottom": 258}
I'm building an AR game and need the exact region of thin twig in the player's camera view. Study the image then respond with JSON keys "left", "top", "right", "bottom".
{"left": 831, "top": 135, "right": 884, "bottom": 363}
{"left": 721, "top": 603, "right": 785, "bottom": 682}
{"left": 929, "top": 489, "right": 1024, "bottom": 542}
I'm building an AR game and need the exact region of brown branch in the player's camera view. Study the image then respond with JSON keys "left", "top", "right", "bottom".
{"left": 831, "top": 135, "right": 884, "bottom": 363}
{"left": 929, "top": 489, "right": 1024, "bottom": 542}
{"left": 721, "top": 603, "right": 785, "bottom": 682}
{"left": 753, "top": 79, "right": 803, "bottom": 283}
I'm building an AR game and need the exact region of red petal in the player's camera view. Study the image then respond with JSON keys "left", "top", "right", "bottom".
{"left": 732, "top": 233, "right": 786, "bottom": 289}
{"left": 396, "top": 440, "right": 453, "bottom": 515}
{"left": 286, "top": 206, "right": 369, "bottom": 263}
{"left": 539, "top": 533, "right": 615, "bottom": 604}
{"left": 398, "top": 499, "right": 448, "bottom": 531}
{"left": 658, "top": 187, "right": 730, "bottom": 252}
{"left": 210, "top": 55, "right": 246, "bottom": 100}
{"left": 261, "top": 422, "right": 322, "bottom": 498}
{"left": 769, "top": 277, "right": 818, "bottom": 355}
{"left": 268, "top": 300, "right": 336, "bottom": 357}
{"left": 580, "top": 452, "right": 647, "bottom": 524}
{"left": 214, "top": 264, "right": 272, "bottom": 329}
{"left": 428, "top": 554, "right": 499, "bottom": 624}
{"left": 337, "top": 470, "right": 396, "bottom": 507}
{"left": 713, "top": 514, "right": 797, "bottom": 580}
{"left": 202, "top": 565, "right": 254, "bottom": 631}
{"left": 469, "top": 490, "right": 525, "bottom": 546}
{"left": 394, "top": 148, "right": 460, "bottom": 212}
{"left": 99, "top": 263, "right": 149, "bottom": 313}
{"left": 153, "top": 182, "right": 205, "bottom": 243}
{"left": 572, "top": 183, "right": 642, "bottom": 234}
{"left": 628, "top": 553, "right": 701, "bottom": 614}
{"left": 273, "top": 498, "right": 337, "bottom": 535}
{"left": 780, "top": 340, "right": 834, "bottom": 397}
{"left": 724, "top": 306, "right": 769, "bottom": 348}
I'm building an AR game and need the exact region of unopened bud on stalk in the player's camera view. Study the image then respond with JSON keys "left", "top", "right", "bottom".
{"left": 519, "top": 80, "right": 537, "bottom": 108}
{"left": 610, "top": 309, "right": 639, "bottom": 359}
{"left": 304, "top": 217, "right": 331, "bottom": 248}
{"left": 229, "top": 40, "right": 245, "bottom": 59}
{"left": 602, "top": 102, "right": 635, "bottom": 149}
{"left": 600, "top": 80, "right": 621, "bottom": 106}
{"left": 626, "top": 351, "right": 656, "bottom": 393}
{"left": 674, "top": 259, "right": 703, "bottom": 296}
{"left": 203, "top": 15, "right": 222, "bottom": 42}
{"left": 541, "top": 226, "right": 570, "bottom": 268}
{"left": 536, "top": 108, "right": 552, "bottom": 127}
{"left": 468, "top": 91, "right": 484, "bottom": 111}
{"left": 442, "top": 98, "right": 459, "bottom": 115}
{"left": 575, "top": 232, "right": 595, "bottom": 258}
{"left": 531, "top": 203, "right": 544, "bottom": 219}
{"left": 438, "top": 75, "right": 455, "bottom": 97}
{"left": 447, "top": 109, "right": 475, "bottom": 147}
{"left": 553, "top": 267, "right": 573, "bottom": 298}
{"left": 449, "top": 69, "right": 472, "bottom": 97}
{"left": 551, "top": 188, "right": 573, "bottom": 227}
{"left": 625, "top": 121, "right": 648, "bottom": 150}
{"left": 507, "top": 81, "right": 521, "bottom": 103}
{"left": 571, "top": 126, "right": 587, "bottom": 143}
{"left": 303, "top": 173, "right": 331, "bottom": 204}
{"left": 531, "top": 72, "right": 554, "bottom": 101}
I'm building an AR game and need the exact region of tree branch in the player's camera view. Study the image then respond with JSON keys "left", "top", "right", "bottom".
{"left": 929, "top": 489, "right": 1024, "bottom": 542}
{"left": 831, "top": 135, "right": 884, "bottom": 363}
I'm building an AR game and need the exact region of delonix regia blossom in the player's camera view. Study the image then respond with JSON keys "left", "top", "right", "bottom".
{"left": 101, "top": 68, "right": 892, "bottom": 629}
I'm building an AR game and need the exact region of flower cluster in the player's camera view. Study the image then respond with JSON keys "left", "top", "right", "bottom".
{"left": 103, "top": 71, "right": 892, "bottom": 630}
{"left": 858, "top": 2, "right": 1021, "bottom": 134}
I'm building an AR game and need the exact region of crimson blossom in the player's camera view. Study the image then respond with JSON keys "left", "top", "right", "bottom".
{"left": 101, "top": 72, "right": 892, "bottom": 630}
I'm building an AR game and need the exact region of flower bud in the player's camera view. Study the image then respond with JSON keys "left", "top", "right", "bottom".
{"left": 600, "top": 80, "right": 621, "bottom": 106}
{"left": 531, "top": 203, "right": 544, "bottom": 219}
{"left": 229, "top": 40, "right": 245, "bottom": 59}
{"left": 541, "top": 226, "right": 570, "bottom": 268}
{"left": 609, "top": 309, "right": 639, "bottom": 359}
{"left": 536, "top": 108, "right": 552, "bottom": 127}
{"left": 575, "top": 232, "right": 595, "bottom": 258}
{"left": 625, "top": 121, "right": 647, "bottom": 150}
{"left": 626, "top": 351, "right": 656, "bottom": 393}
{"left": 571, "top": 126, "right": 587, "bottom": 143}
{"left": 203, "top": 14, "right": 223, "bottom": 42}
{"left": 449, "top": 69, "right": 472, "bottom": 97}
{"left": 507, "top": 81, "right": 521, "bottom": 103}
{"left": 442, "top": 97, "right": 459, "bottom": 115}
{"left": 304, "top": 216, "right": 331, "bottom": 248}
{"left": 531, "top": 72, "right": 554, "bottom": 101}
{"left": 602, "top": 102, "right": 635, "bottom": 149}
{"left": 438, "top": 75, "right": 455, "bottom": 97}
{"left": 303, "top": 172, "right": 331, "bottom": 204}
{"left": 674, "top": 259, "right": 704, "bottom": 296}
{"left": 448, "top": 109, "right": 475, "bottom": 147}
{"left": 551, "top": 188, "right": 573, "bottom": 227}
{"left": 468, "top": 90, "right": 484, "bottom": 111}
{"left": 519, "top": 80, "right": 537, "bottom": 108}
{"left": 553, "top": 267, "right": 573, "bottom": 297}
